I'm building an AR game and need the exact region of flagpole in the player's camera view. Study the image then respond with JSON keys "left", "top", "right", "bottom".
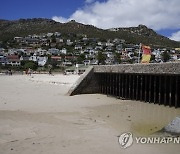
{"left": 138, "top": 43, "right": 142, "bottom": 63}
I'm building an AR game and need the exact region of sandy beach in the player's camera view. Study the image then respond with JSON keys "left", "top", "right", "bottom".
{"left": 0, "top": 74, "right": 180, "bottom": 154}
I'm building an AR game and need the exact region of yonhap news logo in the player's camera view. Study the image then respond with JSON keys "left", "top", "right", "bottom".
{"left": 118, "top": 132, "right": 133, "bottom": 149}
{"left": 118, "top": 132, "right": 180, "bottom": 149}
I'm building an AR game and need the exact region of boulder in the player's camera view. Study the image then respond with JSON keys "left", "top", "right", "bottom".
{"left": 164, "top": 117, "right": 180, "bottom": 134}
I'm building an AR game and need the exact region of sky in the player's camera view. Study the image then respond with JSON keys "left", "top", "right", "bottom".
{"left": 0, "top": 0, "right": 180, "bottom": 41}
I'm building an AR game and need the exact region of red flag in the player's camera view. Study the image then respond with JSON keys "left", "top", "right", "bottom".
{"left": 141, "top": 45, "right": 151, "bottom": 63}
{"left": 142, "top": 45, "right": 151, "bottom": 55}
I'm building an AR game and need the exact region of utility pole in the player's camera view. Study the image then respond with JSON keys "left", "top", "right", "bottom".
{"left": 138, "top": 43, "right": 142, "bottom": 63}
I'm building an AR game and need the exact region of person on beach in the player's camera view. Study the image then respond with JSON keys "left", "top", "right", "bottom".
{"left": 27, "top": 68, "right": 32, "bottom": 76}
{"left": 49, "top": 68, "right": 52, "bottom": 75}
{"left": 8, "top": 69, "right": 12, "bottom": 75}
{"left": 5, "top": 70, "right": 8, "bottom": 75}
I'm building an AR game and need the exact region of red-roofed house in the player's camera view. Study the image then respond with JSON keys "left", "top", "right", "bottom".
{"left": 51, "top": 56, "right": 62, "bottom": 62}
{"left": 6, "top": 55, "right": 20, "bottom": 66}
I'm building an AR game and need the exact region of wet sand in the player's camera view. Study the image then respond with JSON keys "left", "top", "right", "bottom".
{"left": 0, "top": 74, "right": 180, "bottom": 154}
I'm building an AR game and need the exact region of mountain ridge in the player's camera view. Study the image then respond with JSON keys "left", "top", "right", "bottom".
{"left": 0, "top": 18, "right": 179, "bottom": 48}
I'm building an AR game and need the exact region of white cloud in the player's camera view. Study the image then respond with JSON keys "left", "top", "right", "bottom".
{"left": 52, "top": 16, "right": 68, "bottom": 23}
{"left": 169, "top": 31, "right": 180, "bottom": 41}
{"left": 85, "top": 0, "right": 95, "bottom": 4}
{"left": 52, "top": 0, "right": 180, "bottom": 30}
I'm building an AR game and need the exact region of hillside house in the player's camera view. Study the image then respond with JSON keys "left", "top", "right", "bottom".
{"left": 65, "top": 55, "right": 77, "bottom": 61}
{"left": 6, "top": 55, "right": 20, "bottom": 66}
{"left": 66, "top": 39, "right": 73, "bottom": 46}
{"left": 20, "top": 56, "right": 30, "bottom": 61}
{"left": 48, "top": 48, "right": 60, "bottom": 55}
{"left": 62, "top": 60, "right": 73, "bottom": 66}
{"left": 105, "top": 42, "right": 114, "bottom": 47}
{"left": 14, "top": 37, "right": 23, "bottom": 42}
{"left": 54, "top": 32, "right": 61, "bottom": 37}
{"left": 61, "top": 48, "right": 67, "bottom": 54}
{"left": 51, "top": 56, "right": 62, "bottom": 62}
{"left": 37, "top": 57, "right": 48, "bottom": 66}
{"left": 47, "top": 33, "right": 53, "bottom": 37}
{"left": 0, "top": 55, "right": 7, "bottom": 65}
{"left": 75, "top": 45, "right": 83, "bottom": 50}
{"left": 29, "top": 55, "right": 48, "bottom": 66}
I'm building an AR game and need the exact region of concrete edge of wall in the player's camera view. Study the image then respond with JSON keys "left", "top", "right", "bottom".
{"left": 67, "top": 66, "right": 95, "bottom": 96}
{"left": 94, "top": 63, "right": 180, "bottom": 74}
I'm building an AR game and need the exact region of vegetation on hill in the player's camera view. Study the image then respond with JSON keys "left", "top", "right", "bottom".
{"left": 0, "top": 18, "right": 180, "bottom": 48}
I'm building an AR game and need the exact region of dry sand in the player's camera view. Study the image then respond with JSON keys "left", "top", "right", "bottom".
{"left": 0, "top": 74, "right": 180, "bottom": 154}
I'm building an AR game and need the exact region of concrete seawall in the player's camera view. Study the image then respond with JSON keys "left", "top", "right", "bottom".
{"left": 68, "top": 63, "right": 180, "bottom": 108}
{"left": 69, "top": 63, "right": 180, "bottom": 95}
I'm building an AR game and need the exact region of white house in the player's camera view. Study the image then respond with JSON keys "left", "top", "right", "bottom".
{"left": 59, "top": 39, "right": 64, "bottom": 43}
{"left": 97, "top": 42, "right": 103, "bottom": 46}
{"left": 48, "top": 48, "right": 60, "bottom": 55}
{"left": 152, "top": 49, "right": 161, "bottom": 59}
{"left": 106, "top": 42, "right": 114, "bottom": 47}
{"left": 47, "top": 33, "right": 53, "bottom": 37}
{"left": 54, "top": 32, "right": 61, "bottom": 37}
{"left": 36, "top": 48, "right": 48, "bottom": 56}
{"left": 29, "top": 55, "right": 37, "bottom": 61}
{"left": 75, "top": 45, "right": 83, "bottom": 50}
{"left": 60, "top": 48, "right": 67, "bottom": 54}
{"left": 66, "top": 39, "right": 73, "bottom": 46}
{"left": 29, "top": 56, "right": 48, "bottom": 66}
{"left": 37, "top": 57, "right": 48, "bottom": 66}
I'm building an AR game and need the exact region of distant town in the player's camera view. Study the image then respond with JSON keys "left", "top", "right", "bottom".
{"left": 0, "top": 31, "right": 180, "bottom": 72}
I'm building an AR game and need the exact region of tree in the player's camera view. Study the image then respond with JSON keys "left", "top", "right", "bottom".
{"left": 114, "top": 52, "right": 121, "bottom": 64}
{"left": 77, "top": 54, "right": 85, "bottom": 64}
{"left": 161, "top": 51, "right": 171, "bottom": 62}
{"left": 150, "top": 55, "right": 155, "bottom": 61}
{"left": 97, "top": 51, "right": 106, "bottom": 65}
{"left": 51, "top": 34, "right": 56, "bottom": 43}
{"left": 23, "top": 61, "right": 38, "bottom": 70}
